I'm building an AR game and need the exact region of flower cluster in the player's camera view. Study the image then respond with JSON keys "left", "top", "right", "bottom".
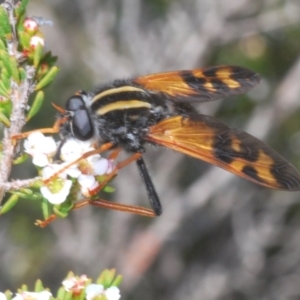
{"left": 62, "top": 276, "right": 120, "bottom": 300}
{"left": 1, "top": 291, "right": 52, "bottom": 300}
{"left": 0, "top": 283, "right": 120, "bottom": 300}
{"left": 85, "top": 285, "right": 120, "bottom": 300}
{"left": 0, "top": 270, "right": 122, "bottom": 300}
{"left": 24, "top": 132, "right": 114, "bottom": 205}
{"left": 22, "top": 17, "right": 45, "bottom": 52}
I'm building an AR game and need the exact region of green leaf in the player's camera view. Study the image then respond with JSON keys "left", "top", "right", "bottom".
{"left": 20, "top": 284, "right": 28, "bottom": 291}
{"left": 103, "top": 185, "right": 115, "bottom": 193}
{"left": 0, "top": 38, "right": 6, "bottom": 51}
{"left": 56, "top": 287, "right": 66, "bottom": 300}
{"left": 79, "top": 287, "right": 87, "bottom": 300}
{"left": 26, "top": 90, "right": 44, "bottom": 121}
{"left": 33, "top": 42, "right": 44, "bottom": 68}
{"left": 9, "top": 56, "right": 20, "bottom": 83}
{"left": 0, "top": 194, "right": 19, "bottom": 214}
{"left": 36, "top": 52, "right": 58, "bottom": 79}
{"left": 18, "top": 31, "right": 31, "bottom": 50}
{"left": 30, "top": 180, "right": 43, "bottom": 189}
{"left": 16, "top": 12, "right": 26, "bottom": 33}
{"left": 42, "top": 51, "right": 58, "bottom": 67}
{"left": 4, "top": 291, "right": 13, "bottom": 300}
{"left": 20, "top": 188, "right": 34, "bottom": 196}
{"left": 19, "top": 67, "right": 27, "bottom": 81}
{"left": 34, "top": 66, "right": 59, "bottom": 91}
{"left": 0, "top": 98, "right": 12, "bottom": 116}
{"left": 0, "top": 110, "right": 10, "bottom": 126}
{"left": 13, "top": 191, "right": 28, "bottom": 197}
{"left": 14, "top": 0, "right": 30, "bottom": 19}
{"left": 41, "top": 198, "right": 51, "bottom": 219}
{"left": 0, "top": 25, "right": 5, "bottom": 39}
{"left": 63, "top": 291, "right": 73, "bottom": 300}
{"left": 0, "top": 49, "right": 12, "bottom": 76}
{"left": 1, "top": 70, "right": 11, "bottom": 91}
{"left": 98, "top": 269, "right": 116, "bottom": 288}
{"left": 53, "top": 206, "right": 69, "bottom": 218}
{"left": 111, "top": 274, "right": 122, "bottom": 287}
{"left": 31, "top": 193, "right": 43, "bottom": 201}
{"left": 0, "top": 6, "right": 12, "bottom": 39}
{"left": 34, "top": 279, "right": 44, "bottom": 292}
{"left": 13, "top": 152, "right": 29, "bottom": 164}
{"left": 0, "top": 79, "right": 10, "bottom": 97}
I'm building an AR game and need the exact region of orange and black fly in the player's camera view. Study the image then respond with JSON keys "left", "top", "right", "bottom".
{"left": 19, "top": 65, "right": 300, "bottom": 220}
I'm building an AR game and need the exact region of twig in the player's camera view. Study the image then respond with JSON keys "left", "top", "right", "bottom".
{"left": 0, "top": 0, "right": 35, "bottom": 204}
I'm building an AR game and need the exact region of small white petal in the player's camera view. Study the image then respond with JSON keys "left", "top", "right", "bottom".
{"left": 78, "top": 174, "right": 100, "bottom": 196}
{"left": 24, "top": 133, "right": 57, "bottom": 160}
{"left": 11, "top": 294, "right": 22, "bottom": 300}
{"left": 41, "top": 180, "right": 72, "bottom": 204}
{"left": 35, "top": 291, "right": 52, "bottom": 300}
{"left": 78, "top": 174, "right": 96, "bottom": 188}
{"left": 30, "top": 36, "right": 45, "bottom": 47}
{"left": 66, "top": 166, "right": 82, "bottom": 178}
{"left": 0, "top": 293, "right": 6, "bottom": 300}
{"left": 42, "top": 164, "right": 67, "bottom": 180}
{"left": 106, "top": 160, "right": 115, "bottom": 174}
{"left": 12, "top": 292, "right": 52, "bottom": 300}
{"left": 61, "top": 139, "right": 94, "bottom": 162}
{"left": 90, "top": 157, "right": 109, "bottom": 176}
{"left": 60, "top": 140, "right": 82, "bottom": 162}
{"left": 24, "top": 133, "right": 43, "bottom": 155}
{"left": 85, "top": 284, "right": 104, "bottom": 300}
{"left": 62, "top": 279, "right": 75, "bottom": 291}
{"left": 105, "top": 287, "right": 121, "bottom": 300}
{"left": 25, "top": 131, "right": 44, "bottom": 144}
{"left": 32, "top": 153, "right": 50, "bottom": 167}
{"left": 43, "top": 138, "right": 57, "bottom": 155}
{"left": 62, "top": 275, "right": 88, "bottom": 292}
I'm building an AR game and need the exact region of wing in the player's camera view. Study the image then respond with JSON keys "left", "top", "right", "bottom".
{"left": 134, "top": 65, "right": 261, "bottom": 102}
{"left": 145, "top": 114, "right": 300, "bottom": 191}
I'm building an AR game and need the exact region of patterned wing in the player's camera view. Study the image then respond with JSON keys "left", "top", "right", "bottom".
{"left": 145, "top": 114, "right": 300, "bottom": 190}
{"left": 134, "top": 66, "right": 261, "bottom": 102}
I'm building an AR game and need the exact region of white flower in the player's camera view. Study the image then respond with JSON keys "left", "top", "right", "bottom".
{"left": 24, "top": 18, "right": 38, "bottom": 31}
{"left": 88, "top": 156, "right": 109, "bottom": 176}
{"left": 0, "top": 293, "right": 6, "bottom": 300}
{"left": 24, "top": 132, "right": 57, "bottom": 167}
{"left": 30, "top": 36, "right": 45, "bottom": 48}
{"left": 12, "top": 291, "right": 52, "bottom": 300}
{"left": 85, "top": 285, "right": 121, "bottom": 300}
{"left": 77, "top": 174, "right": 100, "bottom": 197}
{"left": 85, "top": 284, "right": 104, "bottom": 300}
{"left": 60, "top": 139, "right": 95, "bottom": 163}
{"left": 61, "top": 139, "right": 112, "bottom": 176}
{"left": 105, "top": 287, "right": 121, "bottom": 300}
{"left": 62, "top": 275, "right": 88, "bottom": 293}
{"left": 59, "top": 139, "right": 113, "bottom": 196}
{"left": 40, "top": 165, "right": 72, "bottom": 204}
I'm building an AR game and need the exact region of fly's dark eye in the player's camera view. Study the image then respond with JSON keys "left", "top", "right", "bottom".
{"left": 65, "top": 95, "right": 94, "bottom": 140}
{"left": 72, "top": 109, "right": 94, "bottom": 140}
{"left": 66, "top": 95, "right": 85, "bottom": 112}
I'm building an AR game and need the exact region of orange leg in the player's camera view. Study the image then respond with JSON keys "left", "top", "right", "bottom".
{"left": 35, "top": 198, "right": 156, "bottom": 228}
{"left": 108, "top": 148, "right": 122, "bottom": 160}
{"left": 11, "top": 118, "right": 67, "bottom": 143}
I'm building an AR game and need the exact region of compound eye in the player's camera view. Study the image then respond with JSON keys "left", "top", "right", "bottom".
{"left": 72, "top": 108, "right": 94, "bottom": 141}
{"left": 66, "top": 95, "right": 86, "bottom": 112}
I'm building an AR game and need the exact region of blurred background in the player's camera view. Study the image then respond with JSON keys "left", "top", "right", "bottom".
{"left": 1, "top": 0, "right": 300, "bottom": 299}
